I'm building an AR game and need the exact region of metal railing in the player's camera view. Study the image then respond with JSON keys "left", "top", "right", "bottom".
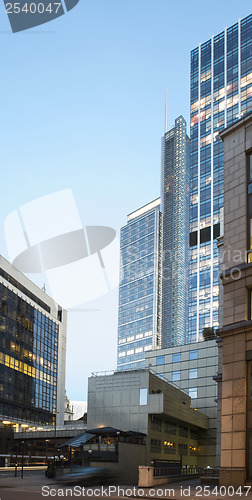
{"left": 151, "top": 460, "right": 220, "bottom": 478}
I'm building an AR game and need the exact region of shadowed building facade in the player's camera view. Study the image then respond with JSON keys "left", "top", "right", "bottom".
{"left": 218, "top": 113, "right": 252, "bottom": 486}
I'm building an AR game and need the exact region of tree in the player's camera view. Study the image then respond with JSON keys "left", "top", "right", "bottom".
{"left": 202, "top": 327, "right": 216, "bottom": 341}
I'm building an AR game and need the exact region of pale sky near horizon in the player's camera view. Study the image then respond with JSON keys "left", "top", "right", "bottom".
{"left": 0, "top": 0, "right": 251, "bottom": 401}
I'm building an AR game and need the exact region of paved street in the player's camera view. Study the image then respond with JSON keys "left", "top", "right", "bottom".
{"left": 0, "top": 474, "right": 252, "bottom": 500}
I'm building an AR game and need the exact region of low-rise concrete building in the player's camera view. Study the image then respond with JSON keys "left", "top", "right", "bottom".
{"left": 145, "top": 339, "right": 218, "bottom": 466}
{"left": 87, "top": 369, "right": 208, "bottom": 469}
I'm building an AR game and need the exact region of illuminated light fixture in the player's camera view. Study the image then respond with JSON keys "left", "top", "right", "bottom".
{"left": 37, "top": 427, "right": 44, "bottom": 431}
{"left": 21, "top": 424, "right": 28, "bottom": 428}
{"left": 2, "top": 421, "right": 11, "bottom": 424}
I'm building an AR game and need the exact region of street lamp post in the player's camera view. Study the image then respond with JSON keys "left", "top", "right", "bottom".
{"left": 88, "top": 449, "right": 92, "bottom": 468}
{"left": 13, "top": 442, "right": 18, "bottom": 478}
{"left": 52, "top": 410, "right": 59, "bottom": 464}
{"left": 21, "top": 441, "right": 24, "bottom": 479}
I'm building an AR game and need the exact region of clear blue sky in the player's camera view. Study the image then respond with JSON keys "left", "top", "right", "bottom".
{"left": 0, "top": 0, "right": 251, "bottom": 401}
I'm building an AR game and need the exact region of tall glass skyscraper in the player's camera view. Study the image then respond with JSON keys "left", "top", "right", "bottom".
{"left": 161, "top": 116, "right": 190, "bottom": 347}
{"left": 189, "top": 14, "right": 252, "bottom": 342}
{"left": 117, "top": 199, "right": 162, "bottom": 371}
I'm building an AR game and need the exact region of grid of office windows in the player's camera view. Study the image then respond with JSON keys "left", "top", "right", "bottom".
{"left": 189, "top": 14, "right": 252, "bottom": 342}
{"left": 0, "top": 283, "right": 58, "bottom": 424}
{"left": 117, "top": 201, "right": 162, "bottom": 370}
{"left": 161, "top": 116, "right": 190, "bottom": 347}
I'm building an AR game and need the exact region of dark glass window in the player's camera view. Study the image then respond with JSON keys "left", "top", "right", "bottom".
{"left": 179, "top": 425, "right": 188, "bottom": 438}
{"left": 178, "top": 443, "right": 188, "bottom": 455}
{"left": 151, "top": 416, "right": 162, "bottom": 432}
{"left": 164, "top": 420, "right": 176, "bottom": 435}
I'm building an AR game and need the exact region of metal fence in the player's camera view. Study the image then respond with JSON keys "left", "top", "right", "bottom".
{"left": 151, "top": 459, "right": 220, "bottom": 478}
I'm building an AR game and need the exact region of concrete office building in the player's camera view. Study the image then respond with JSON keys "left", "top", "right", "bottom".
{"left": 217, "top": 112, "right": 252, "bottom": 486}
{"left": 189, "top": 13, "right": 252, "bottom": 342}
{"left": 117, "top": 199, "right": 162, "bottom": 371}
{"left": 161, "top": 115, "right": 190, "bottom": 347}
{"left": 0, "top": 256, "right": 67, "bottom": 430}
{"left": 145, "top": 339, "right": 218, "bottom": 466}
{"left": 87, "top": 369, "right": 208, "bottom": 468}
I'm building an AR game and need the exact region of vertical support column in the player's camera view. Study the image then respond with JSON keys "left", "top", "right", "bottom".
{"left": 224, "top": 27, "right": 227, "bottom": 128}
{"left": 196, "top": 44, "right": 201, "bottom": 342}
{"left": 210, "top": 35, "right": 214, "bottom": 328}
{"left": 238, "top": 18, "right": 241, "bottom": 119}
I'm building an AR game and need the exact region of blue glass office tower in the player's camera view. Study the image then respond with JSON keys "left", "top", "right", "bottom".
{"left": 117, "top": 199, "right": 162, "bottom": 371}
{"left": 161, "top": 116, "right": 190, "bottom": 347}
{"left": 189, "top": 14, "right": 252, "bottom": 342}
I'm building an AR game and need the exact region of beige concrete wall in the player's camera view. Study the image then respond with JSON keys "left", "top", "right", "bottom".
{"left": 220, "top": 330, "right": 247, "bottom": 487}
{"left": 138, "top": 466, "right": 195, "bottom": 487}
{"left": 221, "top": 120, "right": 252, "bottom": 327}
{"left": 219, "top": 114, "right": 252, "bottom": 487}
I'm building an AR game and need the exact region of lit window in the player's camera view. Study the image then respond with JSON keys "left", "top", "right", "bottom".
{"left": 189, "top": 368, "right": 198, "bottom": 379}
{"left": 140, "top": 388, "right": 148, "bottom": 405}
{"left": 172, "top": 371, "right": 180, "bottom": 382}
{"left": 127, "top": 336, "right": 134, "bottom": 342}
{"left": 127, "top": 349, "right": 134, "bottom": 355}
{"left": 188, "top": 388, "right": 197, "bottom": 399}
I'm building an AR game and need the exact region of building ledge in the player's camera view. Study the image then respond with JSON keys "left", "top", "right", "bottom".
{"left": 220, "top": 261, "right": 252, "bottom": 280}
{"left": 217, "top": 320, "right": 252, "bottom": 336}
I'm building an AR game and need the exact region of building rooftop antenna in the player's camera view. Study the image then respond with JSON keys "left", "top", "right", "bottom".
{"left": 165, "top": 88, "right": 168, "bottom": 134}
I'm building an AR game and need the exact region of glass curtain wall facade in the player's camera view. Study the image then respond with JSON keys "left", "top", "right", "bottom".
{"left": 0, "top": 282, "right": 58, "bottom": 424}
{"left": 161, "top": 116, "right": 190, "bottom": 347}
{"left": 0, "top": 256, "right": 67, "bottom": 427}
{"left": 117, "top": 199, "right": 162, "bottom": 371}
{"left": 189, "top": 14, "right": 252, "bottom": 342}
